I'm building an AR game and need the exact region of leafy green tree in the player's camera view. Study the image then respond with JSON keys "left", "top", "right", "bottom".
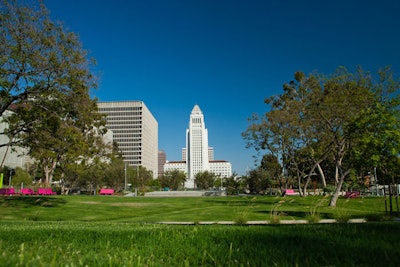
{"left": 159, "top": 170, "right": 186, "bottom": 190}
{"left": 246, "top": 168, "right": 271, "bottom": 194}
{"left": 243, "top": 66, "right": 399, "bottom": 206}
{"left": 79, "top": 161, "right": 107, "bottom": 195}
{"left": 129, "top": 166, "right": 153, "bottom": 195}
{"left": 9, "top": 167, "right": 31, "bottom": 187}
{"left": 224, "top": 176, "right": 239, "bottom": 195}
{"left": 224, "top": 173, "right": 247, "bottom": 195}
{"left": 195, "top": 171, "right": 216, "bottom": 190}
{"left": 103, "top": 157, "right": 125, "bottom": 191}
{"left": 1, "top": 1, "right": 107, "bottom": 185}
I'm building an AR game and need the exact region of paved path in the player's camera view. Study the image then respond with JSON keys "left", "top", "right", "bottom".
{"left": 158, "top": 218, "right": 369, "bottom": 225}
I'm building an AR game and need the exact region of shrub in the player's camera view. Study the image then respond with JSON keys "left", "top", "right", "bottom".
{"left": 234, "top": 210, "right": 248, "bottom": 225}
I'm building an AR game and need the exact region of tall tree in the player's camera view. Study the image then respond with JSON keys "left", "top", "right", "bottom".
{"left": 1, "top": 0, "right": 106, "bottom": 184}
{"left": 159, "top": 170, "right": 186, "bottom": 190}
{"left": 195, "top": 171, "right": 216, "bottom": 190}
{"left": 243, "top": 66, "right": 399, "bottom": 206}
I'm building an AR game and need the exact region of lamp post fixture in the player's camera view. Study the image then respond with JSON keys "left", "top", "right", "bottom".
{"left": 374, "top": 166, "right": 378, "bottom": 196}
{"left": 124, "top": 163, "right": 127, "bottom": 191}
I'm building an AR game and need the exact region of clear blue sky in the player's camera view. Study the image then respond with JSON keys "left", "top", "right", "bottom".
{"left": 44, "top": 0, "right": 400, "bottom": 175}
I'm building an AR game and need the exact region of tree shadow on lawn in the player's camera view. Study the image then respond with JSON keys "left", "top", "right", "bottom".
{"left": 203, "top": 198, "right": 278, "bottom": 206}
{"left": 1, "top": 196, "right": 66, "bottom": 208}
{"left": 219, "top": 224, "right": 400, "bottom": 266}
{"left": 256, "top": 210, "right": 387, "bottom": 221}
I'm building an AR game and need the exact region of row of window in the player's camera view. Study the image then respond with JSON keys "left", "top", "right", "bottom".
{"left": 191, "top": 118, "right": 202, "bottom": 124}
{"left": 122, "top": 152, "right": 142, "bottom": 156}
{"left": 99, "top": 107, "right": 142, "bottom": 112}
{"left": 107, "top": 126, "right": 142, "bottom": 131}
{"left": 113, "top": 134, "right": 142, "bottom": 138}
{"left": 106, "top": 121, "right": 142, "bottom": 125}
{"left": 101, "top": 112, "right": 142, "bottom": 116}
{"left": 106, "top": 117, "right": 142, "bottom": 121}
{"left": 112, "top": 130, "right": 142, "bottom": 135}
{"left": 115, "top": 139, "right": 142, "bottom": 143}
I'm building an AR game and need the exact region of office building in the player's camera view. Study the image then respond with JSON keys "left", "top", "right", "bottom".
{"left": 98, "top": 101, "right": 158, "bottom": 177}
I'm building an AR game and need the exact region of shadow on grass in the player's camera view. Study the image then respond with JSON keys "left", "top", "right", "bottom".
{"left": 221, "top": 223, "right": 400, "bottom": 266}
{"left": 0, "top": 196, "right": 66, "bottom": 208}
{"left": 203, "top": 197, "right": 278, "bottom": 206}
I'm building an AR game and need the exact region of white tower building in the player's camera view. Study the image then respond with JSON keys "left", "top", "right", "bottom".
{"left": 185, "top": 105, "right": 210, "bottom": 188}
{"left": 164, "top": 104, "right": 232, "bottom": 189}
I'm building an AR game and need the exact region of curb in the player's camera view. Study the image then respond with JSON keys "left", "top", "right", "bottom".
{"left": 158, "top": 218, "right": 372, "bottom": 225}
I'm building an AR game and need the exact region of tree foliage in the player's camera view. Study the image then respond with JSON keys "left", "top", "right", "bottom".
{"left": 243, "top": 66, "right": 399, "bottom": 206}
{"left": 159, "top": 170, "right": 186, "bottom": 190}
{"left": 1, "top": 0, "right": 108, "bottom": 185}
{"left": 195, "top": 171, "right": 216, "bottom": 190}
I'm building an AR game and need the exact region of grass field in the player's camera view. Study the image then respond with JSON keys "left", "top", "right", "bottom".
{"left": 0, "top": 195, "right": 399, "bottom": 266}
{"left": 0, "top": 195, "right": 391, "bottom": 222}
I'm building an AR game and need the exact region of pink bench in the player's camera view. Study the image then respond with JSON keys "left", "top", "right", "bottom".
{"left": 0, "top": 188, "right": 16, "bottom": 195}
{"left": 344, "top": 191, "right": 360, "bottom": 198}
{"left": 38, "top": 188, "right": 56, "bottom": 195}
{"left": 283, "top": 189, "right": 296, "bottom": 196}
{"left": 99, "top": 188, "right": 114, "bottom": 195}
{"left": 20, "top": 188, "right": 35, "bottom": 195}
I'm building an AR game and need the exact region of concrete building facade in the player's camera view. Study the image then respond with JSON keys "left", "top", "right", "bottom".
{"left": 98, "top": 101, "right": 158, "bottom": 177}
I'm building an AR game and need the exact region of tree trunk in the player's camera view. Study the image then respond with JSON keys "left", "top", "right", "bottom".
{"left": 297, "top": 173, "right": 304, "bottom": 196}
{"left": 43, "top": 158, "right": 58, "bottom": 186}
{"left": 329, "top": 169, "right": 351, "bottom": 207}
{"left": 389, "top": 184, "right": 393, "bottom": 216}
{"left": 317, "top": 163, "right": 326, "bottom": 187}
{"left": 302, "top": 163, "right": 319, "bottom": 197}
{"left": 0, "top": 138, "right": 12, "bottom": 168}
{"left": 334, "top": 164, "right": 339, "bottom": 185}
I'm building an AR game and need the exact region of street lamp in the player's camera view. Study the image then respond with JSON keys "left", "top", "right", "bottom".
{"left": 8, "top": 169, "right": 14, "bottom": 187}
{"left": 374, "top": 166, "right": 378, "bottom": 196}
{"left": 124, "top": 163, "right": 127, "bottom": 191}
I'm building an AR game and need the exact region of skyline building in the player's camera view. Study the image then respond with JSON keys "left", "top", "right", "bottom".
{"left": 97, "top": 101, "right": 158, "bottom": 178}
{"left": 186, "top": 104, "right": 210, "bottom": 187}
{"left": 158, "top": 150, "right": 166, "bottom": 178}
{"left": 164, "top": 105, "right": 232, "bottom": 188}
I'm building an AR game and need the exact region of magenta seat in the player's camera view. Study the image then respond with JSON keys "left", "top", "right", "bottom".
{"left": 0, "top": 188, "right": 16, "bottom": 195}
{"left": 21, "top": 188, "right": 34, "bottom": 195}
{"left": 99, "top": 188, "right": 114, "bottom": 195}
{"left": 38, "top": 188, "right": 56, "bottom": 195}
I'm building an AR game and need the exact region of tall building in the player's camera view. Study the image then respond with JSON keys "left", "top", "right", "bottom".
{"left": 158, "top": 150, "right": 166, "bottom": 177}
{"left": 97, "top": 101, "right": 158, "bottom": 177}
{"left": 164, "top": 105, "right": 232, "bottom": 188}
{"left": 186, "top": 104, "right": 210, "bottom": 186}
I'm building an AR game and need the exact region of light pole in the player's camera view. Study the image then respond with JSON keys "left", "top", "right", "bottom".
{"left": 374, "top": 166, "right": 378, "bottom": 196}
{"left": 8, "top": 169, "right": 13, "bottom": 187}
{"left": 124, "top": 163, "right": 127, "bottom": 191}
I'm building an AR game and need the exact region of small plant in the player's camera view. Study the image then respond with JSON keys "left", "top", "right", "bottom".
{"left": 333, "top": 207, "right": 351, "bottom": 223}
{"left": 306, "top": 212, "right": 321, "bottom": 224}
{"left": 322, "top": 185, "right": 335, "bottom": 196}
{"left": 306, "top": 197, "right": 328, "bottom": 223}
{"left": 234, "top": 210, "right": 248, "bottom": 225}
{"left": 270, "top": 199, "right": 285, "bottom": 224}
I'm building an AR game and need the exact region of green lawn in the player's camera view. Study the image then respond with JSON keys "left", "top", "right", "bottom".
{"left": 0, "top": 195, "right": 390, "bottom": 222}
{"left": 0, "top": 195, "right": 399, "bottom": 266}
